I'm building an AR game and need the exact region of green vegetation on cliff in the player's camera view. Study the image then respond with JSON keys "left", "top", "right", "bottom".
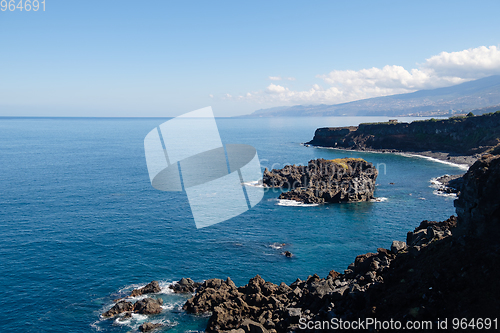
{"left": 328, "top": 157, "right": 365, "bottom": 170}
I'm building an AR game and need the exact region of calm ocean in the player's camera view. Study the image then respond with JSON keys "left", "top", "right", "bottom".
{"left": 0, "top": 117, "right": 465, "bottom": 332}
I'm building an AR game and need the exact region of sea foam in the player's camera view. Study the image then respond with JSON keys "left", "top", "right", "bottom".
{"left": 370, "top": 197, "right": 388, "bottom": 202}
{"left": 276, "top": 199, "right": 319, "bottom": 207}
{"left": 429, "top": 177, "right": 458, "bottom": 198}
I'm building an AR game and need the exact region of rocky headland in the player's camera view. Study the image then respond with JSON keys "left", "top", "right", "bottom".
{"left": 262, "top": 158, "right": 378, "bottom": 204}
{"left": 305, "top": 112, "right": 500, "bottom": 166}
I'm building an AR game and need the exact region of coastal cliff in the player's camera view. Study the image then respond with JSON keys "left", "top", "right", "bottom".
{"left": 262, "top": 158, "right": 377, "bottom": 204}
{"left": 306, "top": 112, "right": 500, "bottom": 157}
{"left": 178, "top": 154, "right": 500, "bottom": 332}
{"left": 100, "top": 156, "right": 500, "bottom": 332}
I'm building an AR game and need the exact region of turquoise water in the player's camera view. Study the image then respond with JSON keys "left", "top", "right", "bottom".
{"left": 0, "top": 117, "right": 464, "bottom": 332}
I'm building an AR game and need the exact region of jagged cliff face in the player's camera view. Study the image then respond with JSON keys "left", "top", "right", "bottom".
{"left": 262, "top": 158, "right": 378, "bottom": 204}
{"left": 307, "top": 112, "right": 500, "bottom": 155}
{"left": 454, "top": 154, "right": 500, "bottom": 240}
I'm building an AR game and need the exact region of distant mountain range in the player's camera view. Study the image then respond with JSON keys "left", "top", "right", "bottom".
{"left": 247, "top": 75, "right": 500, "bottom": 117}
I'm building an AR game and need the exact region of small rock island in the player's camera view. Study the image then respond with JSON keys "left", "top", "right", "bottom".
{"left": 262, "top": 158, "right": 378, "bottom": 204}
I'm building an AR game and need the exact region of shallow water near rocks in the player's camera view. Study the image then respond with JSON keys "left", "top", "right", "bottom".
{"left": 0, "top": 116, "right": 463, "bottom": 332}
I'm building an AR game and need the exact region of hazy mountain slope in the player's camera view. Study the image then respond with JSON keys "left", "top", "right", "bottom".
{"left": 248, "top": 75, "right": 500, "bottom": 117}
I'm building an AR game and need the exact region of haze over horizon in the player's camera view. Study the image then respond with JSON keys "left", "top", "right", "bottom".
{"left": 1, "top": 0, "right": 500, "bottom": 117}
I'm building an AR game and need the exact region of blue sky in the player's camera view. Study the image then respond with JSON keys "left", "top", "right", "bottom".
{"left": 1, "top": 0, "right": 500, "bottom": 117}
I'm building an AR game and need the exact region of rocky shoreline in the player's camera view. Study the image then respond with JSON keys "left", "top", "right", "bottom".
{"left": 304, "top": 112, "right": 500, "bottom": 167}
{"left": 100, "top": 154, "right": 500, "bottom": 332}
{"left": 178, "top": 217, "right": 458, "bottom": 332}
{"left": 433, "top": 174, "right": 464, "bottom": 195}
{"left": 181, "top": 154, "right": 500, "bottom": 332}
{"left": 305, "top": 144, "right": 478, "bottom": 168}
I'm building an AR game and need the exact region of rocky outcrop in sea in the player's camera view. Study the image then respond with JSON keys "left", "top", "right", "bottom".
{"left": 103, "top": 297, "right": 164, "bottom": 318}
{"left": 168, "top": 277, "right": 201, "bottom": 293}
{"left": 263, "top": 158, "right": 378, "bottom": 204}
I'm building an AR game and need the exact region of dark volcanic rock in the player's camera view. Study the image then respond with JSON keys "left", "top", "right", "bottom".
{"left": 240, "top": 318, "right": 269, "bottom": 333}
{"left": 390, "top": 240, "right": 407, "bottom": 254}
{"left": 130, "top": 281, "right": 161, "bottom": 297}
{"left": 110, "top": 151, "right": 500, "bottom": 332}
{"left": 169, "top": 277, "right": 201, "bottom": 293}
{"left": 183, "top": 278, "right": 241, "bottom": 315}
{"left": 103, "top": 281, "right": 165, "bottom": 318}
{"left": 182, "top": 214, "right": 466, "bottom": 332}
{"left": 102, "top": 297, "right": 163, "bottom": 318}
{"left": 306, "top": 112, "right": 500, "bottom": 156}
{"left": 435, "top": 174, "right": 464, "bottom": 194}
{"left": 436, "top": 174, "right": 463, "bottom": 190}
{"left": 102, "top": 300, "right": 134, "bottom": 317}
{"left": 263, "top": 158, "right": 378, "bottom": 204}
{"left": 133, "top": 297, "right": 163, "bottom": 315}
{"left": 454, "top": 154, "right": 500, "bottom": 240}
{"left": 139, "top": 322, "right": 163, "bottom": 332}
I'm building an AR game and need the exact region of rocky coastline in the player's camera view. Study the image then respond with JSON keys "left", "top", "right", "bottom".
{"left": 179, "top": 154, "right": 500, "bottom": 332}
{"left": 101, "top": 155, "right": 500, "bottom": 332}
{"left": 180, "top": 217, "right": 458, "bottom": 333}
{"left": 306, "top": 146, "right": 479, "bottom": 168}
{"left": 262, "top": 158, "right": 378, "bottom": 204}
{"left": 305, "top": 112, "right": 500, "bottom": 167}
{"left": 433, "top": 174, "right": 464, "bottom": 195}
{"left": 98, "top": 154, "right": 500, "bottom": 333}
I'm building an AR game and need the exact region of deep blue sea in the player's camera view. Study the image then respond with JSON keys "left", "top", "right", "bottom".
{"left": 0, "top": 117, "right": 466, "bottom": 332}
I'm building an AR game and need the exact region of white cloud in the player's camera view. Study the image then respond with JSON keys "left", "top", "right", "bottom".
{"left": 209, "top": 94, "right": 214, "bottom": 98}
{"left": 266, "top": 84, "right": 288, "bottom": 94}
{"left": 423, "top": 45, "right": 500, "bottom": 78}
{"left": 269, "top": 76, "right": 296, "bottom": 81}
{"left": 243, "top": 45, "right": 500, "bottom": 105}
{"left": 318, "top": 65, "right": 465, "bottom": 99}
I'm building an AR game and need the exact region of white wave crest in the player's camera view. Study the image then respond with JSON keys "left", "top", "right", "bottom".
{"left": 116, "top": 280, "right": 174, "bottom": 298}
{"left": 113, "top": 313, "right": 149, "bottom": 326}
{"left": 370, "top": 197, "right": 388, "bottom": 202}
{"left": 161, "top": 302, "right": 179, "bottom": 311}
{"left": 398, "top": 153, "right": 469, "bottom": 170}
{"left": 276, "top": 199, "right": 319, "bottom": 207}
{"left": 117, "top": 282, "right": 148, "bottom": 294}
{"left": 306, "top": 145, "right": 470, "bottom": 170}
{"left": 94, "top": 282, "right": 183, "bottom": 332}
{"left": 269, "top": 242, "right": 286, "bottom": 250}
{"left": 429, "top": 177, "right": 443, "bottom": 188}
{"left": 429, "top": 177, "right": 458, "bottom": 198}
{"left": 243, "top": 180, "right": 265, "bottom": 188}
{"left": 159, "top": 281, "right": 175, "bottom": 294}
{"left": 432, "top": 190, "right": 457, "bottom": 198}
